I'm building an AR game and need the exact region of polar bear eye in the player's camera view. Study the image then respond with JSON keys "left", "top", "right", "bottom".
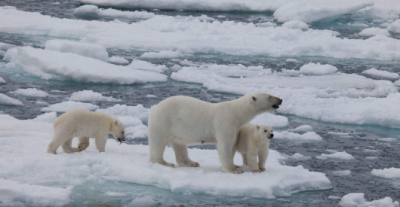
{"left": 264, "top": 130, "right": 267, "bottom": 132}
{"left": 122, "top": 131, "right": 124, "bottom": 134}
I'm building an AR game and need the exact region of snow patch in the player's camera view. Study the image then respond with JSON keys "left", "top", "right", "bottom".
{"left": 289, "top": 125, "right": 314, "bottom": 133}
{"left": 387, "top": 19, "right": 400, "bottom": 33}
{"left": 108, "top": 56, "right": 129, "bottom": 64}
{"left": 11, "top": 88, "right": 48, "bottom": 97}
{"left": 0, "top": 77, "right": 5, "bottom": 83}
{"left": 141, "top": 50, "right": 184, "bottom": 59}
{"left": 69, "top": 90, "right": 121, "bottom": 102}
{"left": 41, "top": 101, "right": 99, "bottom": 112}
{"left": 32, "top": 112, "right": 57, "bottom": 123}
{"left": 45, "top": 39, "right": 109, "bottom": 61}
{"left": 299, "top": 63, "right": 338, "bottom": 75}
{"left": 250, "top": 113, "right": 289, "bottom": 128}
{"left": 371, "top": 168, "right": 400, "bottom": 179}
{"left": 359, "top": 28, "right": 390, "bottom": 37}
{"left": 275, "top": 131, "right": 322, "bottom": 141}
{"left": 316, "top": 151, "right": 355, "bottom": 160}
{"left": 362, "top": 68, "right": 399, "bottom": 80}
{"left": 105, "top": 191, "right": 127, "bottom": 197}
{"left": 339, "top": 193, "right": 399, "bottom": 207}
{"left": 332, "top": 170, "right": 351, "bottom": 176}
{"left": 282, "top": 20, "right": 309, "bottom": 31}
{"left": 74, "top": 5, "right": 155, "bottom": 20}
{"left": 0, "top": 93, "right": 23, "bottom": 106}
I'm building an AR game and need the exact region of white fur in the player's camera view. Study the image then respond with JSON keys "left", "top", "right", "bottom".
{"left": 47, "top": 109, "right": 125, "bottom": 154}
{"left": 148, "top": 93, "right": 282, "bottom": 173}
{"left": 235, "top": 124, "right": 274, "bottom": 173}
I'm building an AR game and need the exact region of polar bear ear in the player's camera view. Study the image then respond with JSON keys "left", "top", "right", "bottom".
{"left": 252, "top": 96, "right": 256, "bottom": 102}
{"left": 257, "top": 125, "right": 260, "bottom": 130}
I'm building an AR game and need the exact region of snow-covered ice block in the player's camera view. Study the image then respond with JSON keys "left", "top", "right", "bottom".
{"left": 359, "top": 28, "right": 390, "bottom": 37}
{"left": 141, "top": 50, "right": 184, "bottom": 59}
{"left": 362, "top": 68, "right": 399, "bottom": 80}
{"left": 387, "top": 19, "right": 400, "bottom": 33}
{"left": 109, "top": 56, "right": 129, "bottom": 64}
{"left": 0, "top": 93, "right": 23, "bottom": 106}
{"left": 281, "top": 20, "right": 309, "bottom": 31}
{"left": 70, "top": 90, "right": 121, "bottom": 102}
{"left": 11, "top": 88, "right": 48, "bottom": 97}
{"left": 0, "top": 77, "right": 6, "bottom": 83}
{"left": 275, "top": 131, "right": 322, "bottom": 141}
{"left": 316, "top": 151, "right": 355, "bottom": 160}
{"left": 129, "top": 59, "right": 168, "bottom": 72}
{"left": 4, "top": 47, "right": 167, "bottom": 84}
{"left": 45, "top": 39, "right": 109, "bottom": 61}
{"left": 0, "top": 114, "right": 332, "bottom": 202}
{"left": 250, "top": 113, "right": 289, "bottom": 128}
{"left": 32, "top": 112, "right": 57, "bottom": 123}
{"left": 371, "top": 168, "right": 400, "bottom": 179}
{"left": 339, "top": 193, "right": 399, "bottom": 207}
{"left": 41, "top": 101, "right": 99, "bottom": 112}
{"left": 97, "top": 104, "right": 152, "bottom": 122}
{"left": 299, "top": 63, "right": 338, "bottom": 75}
{"left": 74, "top": 5, "right": 155, "bottom": 20}
{"left": 289, "top": 125, "right": 313, "bottom": 133}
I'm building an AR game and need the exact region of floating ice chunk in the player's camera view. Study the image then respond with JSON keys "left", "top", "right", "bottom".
{"left": 395, "top": 80, "right": 400, "bottom": 87}
{"left": 0, "top": 42, "right": 14, "bottom": 51}
{"left": 108, "top": 56, "right": 129, "bottom": 64}
{"left": 35, "top": 101, "right": 49, "bottom": 105}
{"left": 11, "top": 88, "right": 48, "bottom": 97}
{"left": 286, "top": 58, "right": 298, "bottom": 63}
{"left": 387, "top": 19, "right": 400, "bottom": 33}
{"left": 289, "top": 125, "right": 314, "bottom": 133}
{"left": 275, "top": 131, "right": 322, "bottom": 141}
{"left": 347, "top": 23, "right": 369, "bottom": 28}
{"left": 339, "top": 193, "right": 399, "bottom": 207}
{"left": 250, "top": 113, "right": 289, "bottom": 128}
{"left": 327, "top": 132, "right": 353, "bottom": 138}
{"left": 0, "top": 115, "right": 331, "bottom": 200}
{"left": 332, "top": 170, "right": 351, "bottom": 176}
{"left": 32, "top": 112, "right": 57, "bottom": 123}
{"left": 97, "top": 104, "right": 151, "bottom": 122}
{"left": 129, "top": 59, "right": 168, "bottom": 72}
{"left": 359, "top": 28, "right": 390, "bottom": 37}
{"left": 378, "top": 138, "right": 397, "bottom": 142}
{"left": 362, "top": 68, "right": 399, "bottom": 80}
{"left": 286, "top": 153, "right": 311, "bottom": 160}
{"left": 0, "top": 179, "right": 73, "bottom": 207}
{"left": 127, "top": 196, "right": 159, "bottom": 207}
{"left": 329, "top": 195, "right": 342, "bottom": 200}
{"left": 0, "top": 77, "right": 6, "bottom": 83}
{"left": 70, "top": 90, "right": 121, "bottom": 102}
{"left": 126, "top": 125, "right": 148, "bottom": 139}
{"left": 74, "top": 5, "right": 155, "bottom": 20}
{"left": 364, "top": 149, "right": 381, "bottom": 153}
{"left": 0, "top": 93, "right": 23, "bottom": 106}
{"left": 256, "top": 22, "right": 277, "bottom": 27}
{"left": 371, "top": 168, "right": 400, "bottom": 179}
{"left": 4, "top": 47, "right": 167, "bottom": 84}
{"left": 299, "top": 63, "right": 338, "bottom": 75}
{"left": 105, "top": 191, "right": 127, "bottom": 197}
{"left": 316, "top": 151, "right": 355, "bottom": 160}
{"left": 45, "top": 39, "right": 109, "bottom": 61}
{"left": 282, "top": 20, "right": 309, "bottom": 31}
{"left": 366, "top": 156, "right": 378, "bottom": 160}
{"left": 141, "top": 50, "right": 184, "bottom": 59}
{"left": 146, "top": 94, "right": 157, "bottom": 98}
{"left": 41, "top": 101, "right": 99, "bottom": 112}
{"left": 273, "top": 1, "right": 373, "bottom": 23}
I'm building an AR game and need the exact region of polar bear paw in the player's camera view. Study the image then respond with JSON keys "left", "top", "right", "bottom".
{"left": 77, "top": 143, "right": 89, "bottom": 152}
{"left": 259, "top": 167, "right": 266, "bottom": 171}
{"left": 251, "top": 169, "right": 262, "bottom": 173}
{"left": 232, "top": 168, "right": 244, "bottom": 174}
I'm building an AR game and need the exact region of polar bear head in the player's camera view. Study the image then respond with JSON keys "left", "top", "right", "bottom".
{"left": 111, "top": 118, "right": 125, "bottom": 143}
{"left": 250, "top": 93, "right": 283, "bottom": 113}
{"left": 257, "top": 125, "right": 274, "bottom": 140}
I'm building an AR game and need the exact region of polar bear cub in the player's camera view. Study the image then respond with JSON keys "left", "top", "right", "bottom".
{"left": 47, "top": 109, "right": 125, "bottom": 154}
{"left": 235, "top": 124, "right": 274, "bottom": 172}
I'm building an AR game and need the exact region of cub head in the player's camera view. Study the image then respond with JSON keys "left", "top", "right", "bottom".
{"left": 250, "top": 93, "right": 283, "bottom": 112}
{"left": 257, "top": 125, "right": 274, "bottom": 140}
{"left": 111, "top": 118, "right": 125, "bottom": 143}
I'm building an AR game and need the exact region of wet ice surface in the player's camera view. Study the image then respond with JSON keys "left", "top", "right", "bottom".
{"left": 1, "top": 1, "right": 400, "bottom": 206}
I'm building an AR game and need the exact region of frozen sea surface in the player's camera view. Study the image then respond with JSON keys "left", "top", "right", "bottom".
{"left": 1, "top": 0, "right": 400, "bottom": 206}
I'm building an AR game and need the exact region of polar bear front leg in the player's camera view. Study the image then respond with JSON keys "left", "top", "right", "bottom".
{"left": 78, "top": 137, "right": 90, "bottom": 152}
{"left": 95, "top": 136, "right": 108, "bottom": 152}
{"left": 172, "top": 142, "right": 200, "bottom": 167}
{"left": 247, "top": 153, "right": 261, "bottom": 173}
{"left": 258, "top": 147, "right": 269, "bottom": 171}
{"left": 217, "top": 132, "right": 243, "bottom": 174}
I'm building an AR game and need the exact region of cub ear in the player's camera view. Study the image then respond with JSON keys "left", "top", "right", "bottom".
{"left": 252, "top": 96, "right": 256, "bottom": 102}
{"left": 115, "top": 120, "right": 118, "bottom": 125}
{"left": 257, "top": 125, "right": 260, "bottom": 130}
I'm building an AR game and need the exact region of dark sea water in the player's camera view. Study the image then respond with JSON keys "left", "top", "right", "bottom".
{"left": 1, "top": 1, "right": 400, "bottom": 206}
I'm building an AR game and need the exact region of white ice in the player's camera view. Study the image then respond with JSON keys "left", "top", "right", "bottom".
{"left": 362, "top": 68, "right": 399, "bottom": 80}
{"left": 74, "top": 5, "right": 155, "bottom": 20}
{"left": 32, "top": 112, "right": 57, "bottom": 123}
{"left": 41, "top": 101, "right": 99, "bottom": 112}
{"left": 69, "top": 90, "right": 121, "bottom": 102}
{"left": 249, "top": 113, "right": 289, "bottom": 128}
{"left": 281, "top": 20, "right": 309, "bottom": 31}
{"left": 371, "top": 168, "right": 400, "bottom": 179}
{"left": 4, "top": 47, "right": 167, "bottom": 84}
{"left": 285, "top": 153, "right": 311, "bottom": 160}
{"left": 0, "top": 77, "right": 5, "bottom": 83}
{"left": 108, "top": 56, "right": 129, "bottom": 65}
{"left": 127, "top": 196, "right": 159, "bottom": 207}
{"left": 316, "top": 151, "right": 355, "bottom": 160}
{"left": 358, "top": 28, "right": 390, "bottom": 37}
{"left": 105, "top": 191, "right": 127, "bottom": 197}
{"left": 387, "top": 19, "right": 400, "bottom": 33}
{"left": 339, "top": 193, "right": 399, "bottom": 207}
{"left": 289, "top": 125, "right": 314, "bottom": 133}
{"left": 299, "top": 63, "right": 338, "bottom": 75}
{"left": 332, "top": 170, "right": 351, "bottom": 176}
{"left": 275, "top": 131, "right": 322, "bottom": 141}
{"left": 11, "top": 88, "right": 48, "bottom": 98}
{"left": 141, "top": 51, "right": 184, "bottom": 59}
{"left": 0, "top": 93, "right": 23, "bottom": 106}
{"left": 45, "top": 39, "right": 109, "bottom": 62}
{"left": 0, "top": 114, "right": 332, "bottom": 205}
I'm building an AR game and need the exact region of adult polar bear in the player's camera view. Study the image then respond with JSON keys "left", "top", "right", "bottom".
{"left": 148, "top": 93, "right": 282, "bottom": 174}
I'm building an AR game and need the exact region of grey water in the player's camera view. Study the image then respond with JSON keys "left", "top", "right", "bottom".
{"left": 1, "top": 1, "right": 400, "bottom": 206}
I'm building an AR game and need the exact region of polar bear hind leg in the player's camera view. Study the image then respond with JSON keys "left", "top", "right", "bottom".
{"left": 78, "top": 137, "right": 90, "bottom": 151}
{"left": 148, "top": 132, "right": 175, "bottom": 167}
{"left": 171, "top": 142, "right": 199, "bottom": 167}
{"left": 95, "top": 136, "right": 108, "bottom": 153}
{"left": 47, "top": 132, "right": 72, "bottom": 154}
{"left": 62, "top": 137, "right": 79, "bottom": 153}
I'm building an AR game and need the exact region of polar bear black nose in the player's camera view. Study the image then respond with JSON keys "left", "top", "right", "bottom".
{"left": 269, "top": 134, "right": 274, "bottom": 139}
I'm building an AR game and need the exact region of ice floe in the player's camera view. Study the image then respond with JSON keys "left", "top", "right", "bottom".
{"left": 45, "top": 39, "right": 109, "bottom": 61}
{"left": 11, "top": 88, "right": 48, "bottom": 97}
{"left": 281, "top": 20, "right": 309, "bottom": 31}
{"left": 4, "top": 47, "right": 167, "bottom": 84}
{"left": 141, "top": 50, "right": 184, "bottom": 59}
{"left": 105, "top": 191, "right": 127, "bottom": 197}
{"left": 371, "top": 168, "right": 400, "bottom": 179}
{"left": 0, "top": 114, "right": 332, "bottom": 205}
{"left": 332, "top": 170, "right": 351, "bottom": 176}
{"left": 108, "top": 56, "right": 129, "bottom": 64}
{"left": 362, "top": 68, "right": 399, "bottom": 80}
{"left": 96, "top": 104, "right": 152, "bottom": 122}
{"left": 74, "top": 5, "right": 155, "bottom": 20}
{"left": 41, "top": 101, "right": 99, "bottom": 112}
{"left": 285, "top": 153, "right": 311, "bottom": 160}
{"left": 0, "top": 77, "right": 5, "bottom": 83}
{"left": 69, "top": 90, "right": 121, "bottom": 102}
{"left": 358, "top": 28, "right": 390, "bottom": 37}
{"left": 249, "top": 113, "right": 289, "bottom": 128}
{"left": 299, "top": 63, "right": 338, "bottom": 75}
{"left": 387, "top": 19, "right": 400, "bottom": 33}
{"left": 32, "top": 112, "right": 57, "bottom": 123}
{"left": 0, "top": 93, "right": 23, "bottom": 106}
{"left": 339, "top": 193, "right": 399, "bottom": 207}
{"left": 289, "top": 125, "right": 314, "bottom": 133}
{"left": 275, "top": 131, "right": 322, "bottom": 141}
{"left": 316, "top": 151, "right": 355, "bottom": 160}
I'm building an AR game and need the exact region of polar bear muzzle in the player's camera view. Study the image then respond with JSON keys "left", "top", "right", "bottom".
{"left": 270, "top": 96, "right": 283, "bottom": 109}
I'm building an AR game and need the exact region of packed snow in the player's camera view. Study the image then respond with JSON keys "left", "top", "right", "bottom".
{"left": 4, "top": 47, "right": 167, "bottom": 84}
{"left": 32, "top": 112, "right": 57, "bottom": 123}
{"left": 0, "top": 93, "right": 23, "bottom": 106}
{"left": 274, "top": 131, "right": 322, "bottom": 141}
{"left": 299, "top": 63, "right": 338, "bottom": 75}
{"left": 2, "top": 7, "right": 400, "bottom": 60}
{"left": 141, "top": 51, "right": 184, "bottom": 59}
{"left": 249, "top": 113, "right": 289, "bottom": 128}
{"left": 45, "top": 39, "right": 109, "bottom": 61}
{"left": 358, "top": 28, "right": 391, "bottom": 37}
{"left": 69, "top": 90, "right": 121, "bottom": 102}
{"left": 371, "top": 168, "right": 400, "bottom": 179}
{"left": 108, "top": 56, "right": 129, "bottom": 64}
{"left": 362, "top": 68, "right": 399, "bottom": 80}
{"left": 0, "top": 114, "right": 332, "bottom": 206}
{"left": 281, "top": 20, "right": 309, "bottom": 31}
{"left": 316, "top": 151, "right": 355, "bottom": 160}
{"left": 339, "top": 193, "right": 399, "bottom": 207}
{"left": 74, "top": 5, "right": 155, "bottom": 20}
{"left": 41, "top": 101, "right": 99, "bottom": 112}
{"left": 11, "top": 88, "right": 48, "bottom": 97}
